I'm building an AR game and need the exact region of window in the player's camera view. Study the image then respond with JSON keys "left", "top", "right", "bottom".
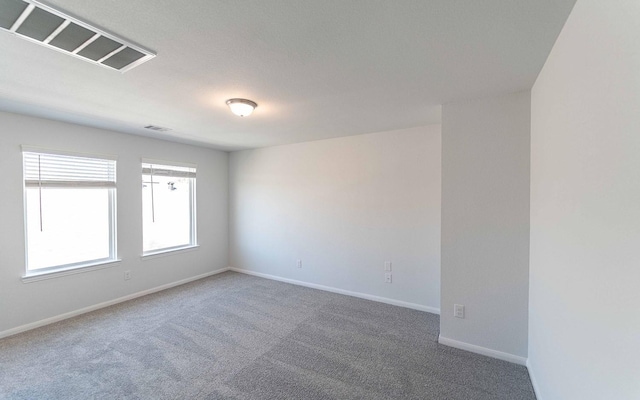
{"left": 142, "top": 161, "right": 196, "bottom": 254}
{"left": 23, "top": 149, "right": 117, "bottom": 275}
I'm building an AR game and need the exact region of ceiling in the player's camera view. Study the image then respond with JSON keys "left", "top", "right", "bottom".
{"left": 0, "top": 0, "right": 576, "bottom": 151}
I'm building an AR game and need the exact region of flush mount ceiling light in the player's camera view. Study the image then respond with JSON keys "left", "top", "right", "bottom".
{"left": 226, "top": 98, "right": 257, "bottom": 117}
{"left": 0, "top": 0, "right": 155, "bottom": 72}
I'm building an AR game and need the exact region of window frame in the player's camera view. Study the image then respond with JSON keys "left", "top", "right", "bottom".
{"left": 22, "top": 147, "right": 119, "bottom": 278}
{"left": 141, "top": 159, "right": 197, "bottom": 256}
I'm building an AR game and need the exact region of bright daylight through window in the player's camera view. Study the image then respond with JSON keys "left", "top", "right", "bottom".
{"left": 23, "top": 149, "right": 117, "bottom": 275}
{"left": 142, "top": 161, "right": 196, "bottom": 254}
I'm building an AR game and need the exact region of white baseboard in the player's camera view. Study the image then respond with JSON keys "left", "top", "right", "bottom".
{"left": 526, "top": 359, "right": 543, "bottom": 399}
{"left": 438, "top": 335, "right": 527, "bottom": 366}
{"left": 229, "top": 267, "right": 440, "bottom": 315}
{"left": 0, "top": 267, "right": 230, "bottom": 340}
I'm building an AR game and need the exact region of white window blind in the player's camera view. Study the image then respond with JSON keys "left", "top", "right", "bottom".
{"left": 22, "top": 149, "right": 117, "bottom": 274}
{"left": 141, "top": 163, "right": 196, "bottom": 179}
{"left": 24, "top": 152, "right": 116, "bottom": 188}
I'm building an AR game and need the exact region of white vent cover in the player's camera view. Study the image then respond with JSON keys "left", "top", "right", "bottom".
{"left": 144, "top": 125, "right": 171, "bottom": 132}
{"left": 0, "top": 0, "right": 155, "bottom": 72}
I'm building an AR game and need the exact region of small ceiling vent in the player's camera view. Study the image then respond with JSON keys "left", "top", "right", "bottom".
{"left": 0, "top": 0, "right": 155, "bottom": 72}
{"left": 144, "top": 125, "right": 171, "bottom": 132}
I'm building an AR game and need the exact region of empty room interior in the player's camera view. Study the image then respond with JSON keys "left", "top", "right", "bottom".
{"left": 0, "top": 0, "right": 638, "bottom": 399}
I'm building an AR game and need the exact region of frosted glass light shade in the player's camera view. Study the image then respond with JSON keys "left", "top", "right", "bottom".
{"left": 226, "top": 98, "right": 257, "bottom": 117}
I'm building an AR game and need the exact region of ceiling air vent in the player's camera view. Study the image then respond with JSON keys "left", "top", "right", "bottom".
{"left": 0, "top": 0, "right": 155, "bottom": 72}
{"left": 144, "top": 125, "right": 171, "bottom": 132}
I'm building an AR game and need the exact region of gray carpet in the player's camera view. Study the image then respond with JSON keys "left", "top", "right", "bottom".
{"left": 0, "top": 272, "right": 536, "bottom": 399}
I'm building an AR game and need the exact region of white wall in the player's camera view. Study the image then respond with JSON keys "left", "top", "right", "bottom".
{"left": 440, "top": 91, "right": 531, "bottom": 361}
{"left": 0, "top": 111, "right": 228, "bottom": 335}
{"left": 529, "top": 1, "right": 640, "bottom": 398}
{"left": 229, "top": 126, "right": 441, "bottom": 311}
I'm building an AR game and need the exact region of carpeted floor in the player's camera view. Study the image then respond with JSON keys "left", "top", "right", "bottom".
{"left": 0, "top": 272, "right": 536, "bottom": 399}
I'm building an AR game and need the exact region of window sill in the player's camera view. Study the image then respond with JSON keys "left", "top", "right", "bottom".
{"left": 141, "top": 245, "right": 199, "bottom": 260}
{"left": 22, "top": 259, "right": 122, "bottom": 284}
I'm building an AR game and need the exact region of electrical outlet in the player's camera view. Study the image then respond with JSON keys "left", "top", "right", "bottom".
{"left": 385, "top": 273, "right": 392, "bottom": 283}
{"left": 384, "top": 261, "right": 392, "bottom": 272}
{"left": 454, "top": 304, "right": 465, "bottom": 318}
{"left": 124, "top": 270, "right": 131, "bottom": 281}
{"left": 296, "top": 259, "right": 302, "bottom": 268}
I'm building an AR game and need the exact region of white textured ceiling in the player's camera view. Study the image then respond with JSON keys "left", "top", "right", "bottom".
{"left": 0, "top": 0, "right": 576, "bottom": 151}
